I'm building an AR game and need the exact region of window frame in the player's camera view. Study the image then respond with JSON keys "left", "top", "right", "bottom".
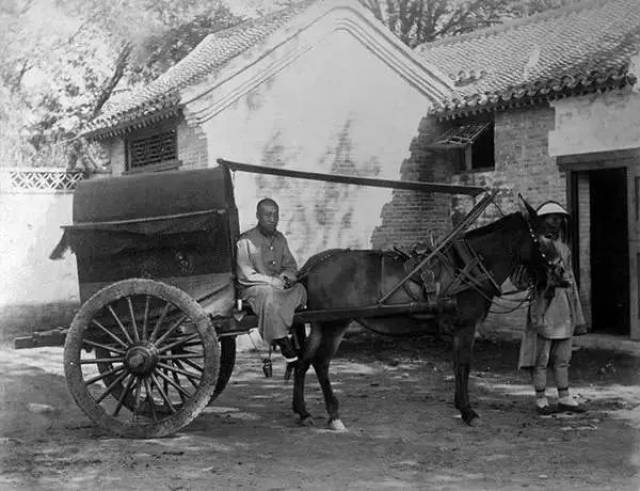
{"left": 124, "top": 120, "right": 181, "bottom": 174}
{"left": 429, "top": 118, "right": 496, "bottom": 173}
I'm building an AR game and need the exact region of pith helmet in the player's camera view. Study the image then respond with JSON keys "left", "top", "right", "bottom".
{"left": 536, "top": 200, "right": 569, "bottom": 217}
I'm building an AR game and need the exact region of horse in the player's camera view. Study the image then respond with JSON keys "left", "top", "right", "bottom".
{"left": 291, "top": 201, "right": 551, "bottom": 430}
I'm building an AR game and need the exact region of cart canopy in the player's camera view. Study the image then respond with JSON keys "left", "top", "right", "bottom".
{"left": 52, "top": 167, "right": 239, "bottom": 307}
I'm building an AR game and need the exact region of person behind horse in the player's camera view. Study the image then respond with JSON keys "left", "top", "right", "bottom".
{"left": 517, "top": 201, "right": 587, "bottom": 415}
{"left": 236, "top": 198, "right": 307, "bottom": 363}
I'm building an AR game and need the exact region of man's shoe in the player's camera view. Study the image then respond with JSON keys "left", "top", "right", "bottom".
{"left": 558, "top": 403, "right": 586, "bottom": 413}
{"left": 273, "top": 337, "right": 298, "bottom": 363}
{"left": 536, "top": 405, "right": 556, "bottom": 416}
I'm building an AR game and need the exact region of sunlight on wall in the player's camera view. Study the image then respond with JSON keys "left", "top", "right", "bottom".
{"left": 202, "top": 31, "right": 430, "bottom": 263}
{"left": 549, "top": 89, "right": 640, "bottom": 156}
{"left": 0, "top": 194, "right": 78, "bottom": 305}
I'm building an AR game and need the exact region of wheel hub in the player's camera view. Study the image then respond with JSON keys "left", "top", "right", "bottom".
{"left": 125, "top": 345, "right": 158, "bottom": 375}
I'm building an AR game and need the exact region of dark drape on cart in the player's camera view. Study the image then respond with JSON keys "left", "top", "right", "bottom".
{"left": 51, "top": 167, "right": 239, "bottom": 316}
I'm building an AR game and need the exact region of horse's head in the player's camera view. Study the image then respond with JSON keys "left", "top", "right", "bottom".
{"left": 510, "top": 195, "right": 564, "bottom": 291}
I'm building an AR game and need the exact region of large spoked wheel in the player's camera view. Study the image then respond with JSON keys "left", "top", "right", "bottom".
{"left": 64, "top": 278, "right": 219, "bottom": 438}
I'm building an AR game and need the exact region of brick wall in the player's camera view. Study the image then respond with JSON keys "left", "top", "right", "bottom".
{"left": 372, "top": 104, "right": 575, "bottom": 339}
{"left": 370, "top": 117, "right": 454, "bottom": 249}
{"left": 474, "top": 105, "right": 567, "bottom": 337}
{"left": 576, "top": 172, "right": 592, "bottom": 325}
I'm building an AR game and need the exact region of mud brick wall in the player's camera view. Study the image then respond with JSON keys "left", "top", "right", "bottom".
{"left": 372, "top": 104, "right": 573, "bottom": 339}
{"left": 459, "top": 105, "right": 568, "bottom": 338}
{"left": 370, "top": 117, "right": 455, "bottom": 249}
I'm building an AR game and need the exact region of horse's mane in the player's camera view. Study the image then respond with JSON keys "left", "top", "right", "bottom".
{"left": 463, "top": 212, "right": 525, "bottom": 240}
{"left": 298, "top": 248, "right": 401, "bottom": 279}
{"left": 298, "top": 249, "right": 345, "bottom": 277}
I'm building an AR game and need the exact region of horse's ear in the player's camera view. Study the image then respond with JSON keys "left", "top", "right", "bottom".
{"left": 518, "top": 194, "right": 537, "bottom": 221}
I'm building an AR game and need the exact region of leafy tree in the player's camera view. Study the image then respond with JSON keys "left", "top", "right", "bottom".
{"left": 358, "top": 0, "right": 579, "bottom": 47}
{"left": 0, "top": 0, "right": 580, "bottom": 169}
{"left": 0, "top": 0, "right": 245, "bottom": 169}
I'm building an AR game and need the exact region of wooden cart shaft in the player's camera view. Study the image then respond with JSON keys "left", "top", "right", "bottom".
{"left": 14, "top": 299, "right": 453, "bottom": 349}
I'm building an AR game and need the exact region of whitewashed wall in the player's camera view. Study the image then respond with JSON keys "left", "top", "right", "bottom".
{"left": 0, "top": 193, "right": 77, "bottom": 306}
{"left": 549, "top": 88, "right": 640, "bottom": 156}
{"left": 197, "top": 31, "right": 432, "bottom": 264}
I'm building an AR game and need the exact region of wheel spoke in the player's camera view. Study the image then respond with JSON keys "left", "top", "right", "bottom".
{"left": 180, "top": 357, "right": 204, "bottom": 374}
{"left": 164, "top": 370, "right": 189, "bottom": 404}
{"left": 149, "top": 302, "right": 171, "bottom": 342}
{"left": 158, "top": 352, "right": 204, "bottom": 361}
{"left": 94, "top": 371, "right": 128, "bottom": 404}
{"left": 157, "top": 332, "right": 200, "bottom": 354}
{"left": 156, "top": 361, "right": 202, "bottom": 381}
{"left": 85, "top": 364, "right": 125, "bottom": 385}
{"left": 113, "top": 374, "right": 136, "bottom": 417}
{"left": 82, "top": 338, "right": 126, "bottom": 355}
{"left": 127, "top": 297, "right": 140, "bottom": 343}
{"left": 173, "top": 359, "right": 199, "bottom": 389}
{"left": 150, "top": 374, "right": 176, "bottom": 413}
{"left": 141, "top": 295, "right": 150, "bottom": 342}
{"left": 107, "top": 305, "right": 133, "bottom": 344}
{"left": 143, "top": 378, "right": 159, "bottom": 422}
{"left": 154, "top": 314, "right": 187, "bottom": 348}
{"left": 80, "top": 357, "right": 125, "bottom": 364}
{"left": 171, "top": 366, "right": 187, "bottom": 403}
{"left": 156, "top": 366, "right": 190, "bottom": 402}
{"left": 91, "top": 319, "right": 128, "bottom": 349}
{"left": 132, "top": 377, "right": 143, "bottom": 414}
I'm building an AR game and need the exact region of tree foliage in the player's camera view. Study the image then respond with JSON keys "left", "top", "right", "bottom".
{"left": 0, "top": 0, "right": 244, "bottom": 169}
{"left": 358, "top": 0, "right": 580, "bottom": 47}
{"left": 0, "top": 0, "right": 578, "bottom": 170}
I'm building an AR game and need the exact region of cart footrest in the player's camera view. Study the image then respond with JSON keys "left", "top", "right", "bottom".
{"left": 14, "top": 328, "right": 67, "bottom": 349}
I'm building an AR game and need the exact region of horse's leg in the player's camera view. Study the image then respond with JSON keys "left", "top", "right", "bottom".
{"left": 312, "top": 321, "right": 349, "bottom": 431}
{"left": 453, "top": 321, "right": 480, "bottom": 426}
{"left": 292, "top": 322, "right": 322, "bottom": 426}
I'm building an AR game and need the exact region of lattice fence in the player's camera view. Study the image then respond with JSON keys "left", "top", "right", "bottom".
{"left": 0, "top": 168, "right": 85, "bottom": 193}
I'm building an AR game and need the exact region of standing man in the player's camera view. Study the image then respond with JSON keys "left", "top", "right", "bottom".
{"left": 236, "top": 198, "right": 307, "bottom": 363}
{"left": 518, "top": 201, "right": 587, "bottom": 415}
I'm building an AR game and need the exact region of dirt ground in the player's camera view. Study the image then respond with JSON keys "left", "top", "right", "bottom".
{"left": 1, "top": 332, "right": 639, "bottom": 490}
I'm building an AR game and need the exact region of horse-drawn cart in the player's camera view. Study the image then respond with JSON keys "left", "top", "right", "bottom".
{"left": 15, "top": 159, "right": 536, "bottom": 438}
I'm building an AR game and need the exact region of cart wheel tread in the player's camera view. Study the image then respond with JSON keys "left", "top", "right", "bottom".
{"left": 64, "top": 278, "right": 220, "bottom": 438}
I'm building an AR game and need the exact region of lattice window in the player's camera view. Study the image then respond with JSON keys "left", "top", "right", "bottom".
{"left": 126, "top": 126, "right": 178, "bottom": 172}
{"left": 0, "top": 168, "right": 85, "bottom": 193}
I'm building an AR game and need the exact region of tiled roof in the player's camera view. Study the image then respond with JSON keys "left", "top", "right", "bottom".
{"left": 416, "top": 0, "right": 640, "bottom": 118}
{"left": 84, "top": 1, "right": 316, "bottom": 138}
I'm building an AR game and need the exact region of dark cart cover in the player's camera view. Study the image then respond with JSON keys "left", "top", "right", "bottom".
{"left": 52, "top": 167, "right": 239, "bottom": 315}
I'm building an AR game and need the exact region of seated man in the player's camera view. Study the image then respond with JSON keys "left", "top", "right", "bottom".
{"left": 236, "top": 198, "right": 307, "bottom": 363}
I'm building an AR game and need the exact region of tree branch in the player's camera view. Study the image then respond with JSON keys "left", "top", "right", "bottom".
{"left": 91, "top": 43, "right": 132, "bottom": 118}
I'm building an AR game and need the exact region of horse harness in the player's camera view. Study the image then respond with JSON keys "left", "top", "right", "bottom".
{"left": 392, "top": 238, "right": 502, "bottom": 305}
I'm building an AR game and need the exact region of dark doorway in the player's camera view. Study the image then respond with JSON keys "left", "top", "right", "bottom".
{"left": 590, "top": 167, "right": 629, "bottom": 335}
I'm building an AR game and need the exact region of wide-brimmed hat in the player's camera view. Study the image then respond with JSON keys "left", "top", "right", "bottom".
{"left": 536, "top": 200, "right": 569, "bottom": 217}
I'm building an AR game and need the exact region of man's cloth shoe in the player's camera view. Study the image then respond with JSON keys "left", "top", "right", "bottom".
{"left": 536, "top": 405, "right": 556, "bottom": 416}
{"left": 558, "top": 403, "right": 586, "bottom": 413}
{"left": 557, "top": 396, "right": 586, "bottom": 413}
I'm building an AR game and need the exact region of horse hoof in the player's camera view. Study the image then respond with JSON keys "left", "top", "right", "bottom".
{"left": 328, "top": 418, "right": 347, "bottom": 432}
{"left": 462, "top": 410, "right": 480, "bottom": 426}
{"left": 467, "top": 416, "right": 481, "bottom": 427}
{"left": 299, "top": 416, "right": 315, "bottom": 427}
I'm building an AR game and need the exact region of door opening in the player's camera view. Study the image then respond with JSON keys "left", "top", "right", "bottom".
{"left": 589, "top": 167, "right": 629, "bottom": 335}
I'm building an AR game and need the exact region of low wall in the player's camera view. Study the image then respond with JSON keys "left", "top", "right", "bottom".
{"left": 0, "top": 169, "right": 81, "bottom": 340}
